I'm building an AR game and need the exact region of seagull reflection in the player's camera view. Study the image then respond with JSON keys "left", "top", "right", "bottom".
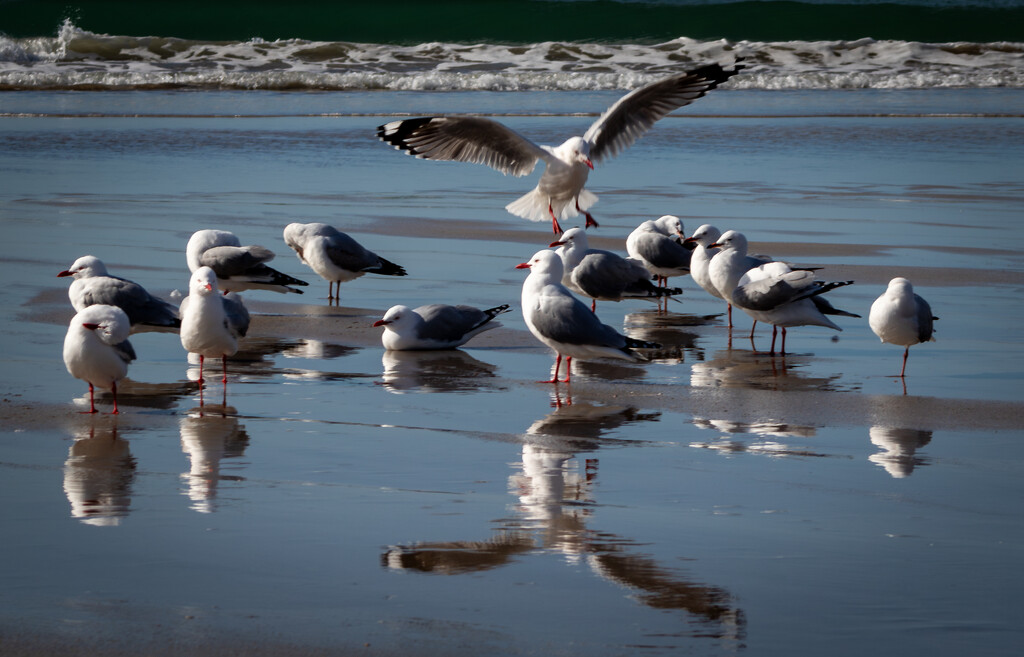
{"left": 690, "top": 417, "right": 827, "bottom": 459}
{"left": 690, "top": 348, "right": 843, "bottom": 392}
{"left": 380, "top": 349, "right": 501, "bottom": 394}
{"left": 383, "top": 396, "right": 743, "bottom": 639}
{"left": 869, "top": 426, "right": 932, "bottom": 478}
{"left": 281, "top": 338, "right": 357, "bottom": 361}
{"left": 63, "top": 419, "right": 136, "bottom": 526}
{"left": 179, "top": 407, "right": 250, "bottom": 513}
{"left": 185, "top": 336, "right": 301, "bottom": 383}
{"left": 624, "top": 310, "right": 712, "bottom": 364}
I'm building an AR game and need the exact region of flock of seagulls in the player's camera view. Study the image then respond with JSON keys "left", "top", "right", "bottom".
{"left": 57, "top": 62, "right": 937, "bottom": 413}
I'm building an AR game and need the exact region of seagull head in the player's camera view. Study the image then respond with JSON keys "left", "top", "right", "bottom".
{"left": 516, "top": 250, "right": 564, "bottom": 279}
{"left": 654, "top": 215, "right": 685, "bottom": 239}
{"left": 684, "top": 224, "right": 722, "bottom": 248}
{"left": 373, "top": 305, "right": 412, "bottom": 329}
{"left": 549, "top": 226, "right": 585, "bottom": 249}
{"left": 58, "top": 255, "right": 107, "bottom": 279}
{"left": 560, "top": 136, "right": 593, "bottom": 169}
{"left": 190, "top": 266, "right": 219, "bottom": 296}
{"left": 708, "top": 230, "right": 747, "bottom": 253}
{"left": 74, "top": 304, "right": 131, "bottom": 345}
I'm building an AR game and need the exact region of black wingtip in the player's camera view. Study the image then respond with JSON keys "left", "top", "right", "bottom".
{"left": 484, "top": 303, "right": 512, "bottom": 318}
{"left": 372, "top": 257, "right": 408, "bottom": 277}
{"left": 377, "top": 116, "right": 436, "bottom": 152}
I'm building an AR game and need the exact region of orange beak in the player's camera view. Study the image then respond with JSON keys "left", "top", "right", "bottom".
{"left": 57, "top": 270, "right": 73, "bottom": 277}
{"left": 372, "top": 319, "right": 388, "bottom": 327}
{"left": 515, "top": 262, "right": 531, "bottom": 270}
{"left": 549, "top": 240, "right": 565, "bottom": 248}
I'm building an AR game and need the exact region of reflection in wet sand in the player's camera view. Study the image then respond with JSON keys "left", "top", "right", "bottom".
{"left": 281, "top": 338, "right": 357, "bottom": 361}
{"left": 63, "top": 419, "right": 136, "bottom": 526}
{"left": 74, "top": 378, "right": 195, "bottom": 412}
{"left": 869, "top": 426, "right": 933, "bottom": 478}
{"left": 179, "top": 407, "right": 250, "bottom": 513}
{"left": 623, "top": 310, "right": 713, "bottom": 364}
{"left": 689, "top": 416, "right": 829, "bottom": 459}
{"left": 185, "top": 336, "right": 303, "bottom": 383}
{"left": 383, "top": 395, "right": 743, "bottom": 640}
{"left": 690, "top": 348, "right": 846, "bottom": 392}
{"left": 380, "top": 349, "right": 503, "bottom": 394}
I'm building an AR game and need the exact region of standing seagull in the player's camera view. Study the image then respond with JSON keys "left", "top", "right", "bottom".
{"left": 63, "top": 304, "right": 136, "bottom": 414}
{"left": 186, "top": 229, "right": 308, "bottom": 295}
{"left": 58, "top": 255, "right": 181, "bottom": 333}
{"left": 179, "top": 267, "right": 251, "bottom": 389}
{"left": 373, "top": 303, "right": 510, "bottom": 350}
{"left": 869, "top": 277, "right": 937, "bottom": 377}
{"left": 550, "top": 227, "right": 681, "bottom": 311}
{"left": 707, "top": 230, "right": 772, "bottom": 328}
{"left": 730, "top": 262, "right": 860, "bottom": 355}
{"left": 683, "top": 224, "right": 724, "bottom": 304}
{"left": 517, "top": 250, "right": 659, "bottom": 383}
{"left": 283, "top": 222, "right": 407, "bottom": 301}
{"left": 625, "top": 215, "right": 693, "bottom": 287}
{"left": 377, "top": 62, "right": 743, "bottom": 234}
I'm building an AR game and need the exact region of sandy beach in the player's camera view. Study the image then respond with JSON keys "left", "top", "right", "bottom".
{"left": 2, "top": 84, "right": 1023, "bottom": 656}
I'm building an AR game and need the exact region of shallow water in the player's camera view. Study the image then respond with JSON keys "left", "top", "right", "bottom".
{"left": 1, "top": 89, "right": 1023, "bottom": 656}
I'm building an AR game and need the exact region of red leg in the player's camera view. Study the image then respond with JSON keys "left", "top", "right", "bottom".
{"left": 561, "top": 357, "right": 572, "bottom": 383}
{"left": 749, "top": 320, "right": 757, "bottom": 339}
{"left": 541, "top": 354, "right": 562, "bottom": 384}
{"left": 780, "top": 327, "right": 788, "bottom": 355}
{"left": 88, "top": 383, "right": 97, "bottom": 414}
{"left": 576, "top": 198, "right": 598, "bottom": 228}
{"left": 548, "top": 203, "right": 562, "bottom": 235}
{"left": 222, "top": 355, "right": 228, "bottom": 384}
{"left": 727, "top": 303, "right": 733, "bottom": 328}
{"left": 590, "top": 298, "right": 596, "bottom": 313}
{"left": 111, "top": 381, "right": 119, "bottom": 415}
{"left": 198, "top": 354, "right": 205, "bottom": 386}
{"left": 769, "top": 326, "right": 778, "bottom": 355}
{"left": 900, "top": 346, "right": 909, "bottom": 377}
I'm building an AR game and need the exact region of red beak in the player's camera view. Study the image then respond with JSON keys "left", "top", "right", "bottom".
{"left": 57, "top": 270, "right": 73, "bottom": 277}
{"left": 549, "top": 240, "right": 565, "bottom": 248}
{"left": 708, "top": 242, "right": 722, "bottom": 249}
{"left": 82, "top": 323, "right": 100, "bottom": 331}
{"left": 585, "top": 158, "right": 594, "bottom": 170}
{"left": 515, "top": 263, "right": 531, "bottom": 269}
{"left": 204, "top": 284, "right": 213, "bottom": 291}
{"left": 372, "top": 319, "right": 388, "bottom": 327}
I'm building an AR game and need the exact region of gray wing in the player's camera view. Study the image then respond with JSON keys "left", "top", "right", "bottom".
{"left": 112, "top": 338, "right": 136, "bottom": 364}
{"left": 199, "top": 245, "right": 275, "bottom": 277}
{"left": 415, "top": 304, "right": 494, "bottom": 342}
{"left": 79, "top": 276, "right": 179, "bottom": 329}
{"left": 323, "top": 232, "right": 379, "bottom": 271}
{"left": 633, "top": 233, "right": 691, "bottom": 270}
{"left": 584, "top": 62, "right": 744, "bottom": 163}
{"left": 221, "top": 293, "right": 250, "bottom": 339}
{"left": 377, "top": 116, "right": 549, "bottom": 177}
{"left": 534, "top": 289, "right": 626, "bottom": 348}
{"left": 732, "top": 271, "right": 816, "bottom": 311}
{"left": 914, "top": 293, "right": 935, "bottom": 342}
{"left": 574, "top": 252, "right": 653, "bottom": 299}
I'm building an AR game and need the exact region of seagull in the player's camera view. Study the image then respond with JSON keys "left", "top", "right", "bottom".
{"left": 625, "top": 215, "right": 693, "bottom": 287}
{"left": 730, "top": 261, "right": 860, "bottom": 355}
{"left": 550, "top": 226, "right": 681, "bottom": 312}
{"left": 706, "top": 230, "right": 773, "bottom": 328}
{"left": 186, "top": 229, "right": 308, "bottom": 294}
{"left": 179, "top": 267, "right": 251, "bottom": 388}
{"left": 282, "top": 222, "right": 407, "bottom": 300}
{"left": 516, "top": 250, "right": 659, "bottom": 383}
{"left": 57, "top": 255, "right": 181, "bottom": 333}
{"left": 373, "top": 303, "right": 511, "bottom": 350}
{"left": 377, "top": 62, "right": 744, "bottom": 234}
{"left": 683, "top": 224, "right": 723, "bottom": 302}
{"left": 63, "top": 304, "right": 136, "bottom": 414}
{"left": 869, "top": 277, "right": 937, "bottom": 377}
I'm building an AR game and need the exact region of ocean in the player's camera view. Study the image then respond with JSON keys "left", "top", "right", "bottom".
{"left": 2, "top": 0, "right": 1023, "bottom": 92}
{"left": 1, "top": 2, "right": 1024, "bottom": 656}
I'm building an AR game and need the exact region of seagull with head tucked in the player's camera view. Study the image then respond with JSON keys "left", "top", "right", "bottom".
{"left": 63, "top": 304, "right": 136, "bottom": 414}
